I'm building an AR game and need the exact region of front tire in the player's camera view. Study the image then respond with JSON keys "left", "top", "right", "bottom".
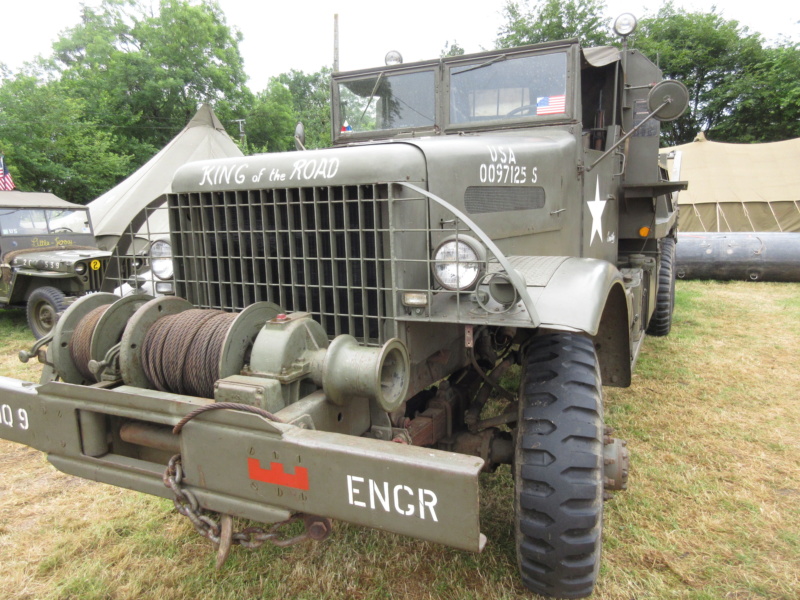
{"left": 515, "top": 333, "right": 604, "bottom": 599}
{"left": 27, "top": 286, "right": 67, "bottom": 339}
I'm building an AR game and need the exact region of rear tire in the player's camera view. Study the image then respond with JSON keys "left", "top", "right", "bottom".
{"left": 646, "top": 237, "right": 676, "bottom": 336}
{"left": 27, "top": 286, "right": 67, "bottom": 339}
{"left": 515, "top": 333, "right": 604, "bottom": 599}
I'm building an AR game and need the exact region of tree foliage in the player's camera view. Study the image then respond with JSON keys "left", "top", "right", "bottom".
{"left": 633, "top": 4, "right": 768, "bottom": 145}
{"left": 275, "top": 69, "right": 333, "bottom": 149}
{"left": 496, "top": 0, "right": 611, "bottom": 48}
{"left": 51, "top": 0, "right": 249, "bottom": 162}
{"left": 244, "top": 80, "right": 296, "bottom": 153}
{"left": 0, "top": 76, "right": 131, "bottom": 200}
{"left": 441, "top": 41, "right": 466, "bottom": 58}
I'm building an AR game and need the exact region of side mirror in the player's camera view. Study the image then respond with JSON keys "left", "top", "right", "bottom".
{"left": 647, "top": 80, "right": 690, "bottom": 122}
{"left": 294, "top": 122, "right": 307, "bottom": 151}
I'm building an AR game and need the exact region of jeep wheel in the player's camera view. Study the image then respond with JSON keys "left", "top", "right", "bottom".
{"left": 515, "top": 333, "right": 604, "bottom": 599}
{"left": 646, "top": 237, "right": 676, "bottom": 336}
{"left": 27, "top": 286, "right": 67, "bottom": 339}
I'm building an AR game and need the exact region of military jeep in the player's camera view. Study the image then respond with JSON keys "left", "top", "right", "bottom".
{"left": 2, "top": 17, "right": 687, "bottom": 599}
{"left": 0, "top": 191, "right": 111, "bottom": 338}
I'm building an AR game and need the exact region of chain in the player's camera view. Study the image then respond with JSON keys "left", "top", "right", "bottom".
{"left": 163, "top": 454, "right": 330, "bottom": 551}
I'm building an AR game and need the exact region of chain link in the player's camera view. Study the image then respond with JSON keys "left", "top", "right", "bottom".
{"left": 163, "top": 454, "right": 329, "bottom": 551}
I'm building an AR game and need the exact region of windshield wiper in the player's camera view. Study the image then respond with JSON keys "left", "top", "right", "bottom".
{"left": 451, "top": 54, "right": 507, "bottom": 76}
{"left": 357, "top": 72, "right": 385, "bottom": 126}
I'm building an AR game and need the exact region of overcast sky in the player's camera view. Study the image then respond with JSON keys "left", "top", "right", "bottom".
{"left": 2, "top": 0, "right": 798, "bottom": 92}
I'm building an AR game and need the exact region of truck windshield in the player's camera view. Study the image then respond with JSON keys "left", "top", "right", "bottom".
{"left": 337, "top": 70, "right": 436, "bottom": 133}
{"left": 449, "top": 52, "right": 568, "bottom": 124}
{"left": 0, "top": 209, "right": 91, "bottom": 236}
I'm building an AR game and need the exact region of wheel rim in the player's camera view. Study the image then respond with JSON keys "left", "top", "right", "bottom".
{"left": 35, "top": 302, "right": 56, "bottom": 332}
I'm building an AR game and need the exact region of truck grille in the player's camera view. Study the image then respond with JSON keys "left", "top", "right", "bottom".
{"left": 168, "top": 185, "right": 393, "bottom": 345}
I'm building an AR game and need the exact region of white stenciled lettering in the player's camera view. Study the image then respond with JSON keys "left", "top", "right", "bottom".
{"left": 479, "top": 163, "right": 528, "bottom": 185}
{"left": 199, "top": 165, "right": 216, "bottom": 186}
{"left": 345, "top": 474, "right": 439, "bottom": 522}
{"left": 1, "top": 404, "right": 12, "bottom": 427}
{"left": 419, "top": 488, "right": 438, "bottom": 521}
{"left": 234, "top": 164, "right": 247, "bottom": 184}
{"left": 370, "top": 480, "right": 390, "bottom": 512}
{"left": 486, "top": 145, "right": 517, "bottom": 164}
{"left": 291, "top": 158, "right": 340, "bottom": 181}
{"left": 198, "top": 163, "right": 249, "bottom": 186}
{"left": 393, "top": 485, "right": 415, "bottom": 517}
{"left": 17, "top": 408, "right": 29, "bottom": 430}
{"left": 347, "top": 475, "right": 367, "bottom": 507}
{"left": 480, "top": 146, "right": 528, "bottom": 184}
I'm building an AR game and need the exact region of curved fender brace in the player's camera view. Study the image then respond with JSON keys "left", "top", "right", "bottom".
{"left": 397, "top": 182, "right": 540, "bottom": 328}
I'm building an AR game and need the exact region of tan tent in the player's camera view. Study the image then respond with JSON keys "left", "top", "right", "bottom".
{"left": 89, "top": 104, "right": 243, "bottom": 248}
{"left": 662, "top": 133, "right": 800, "bottom": 232}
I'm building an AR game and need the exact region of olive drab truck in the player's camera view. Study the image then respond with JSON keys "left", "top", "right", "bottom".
{"left": 1, "top": 15, "right": 688, "bottom": 599}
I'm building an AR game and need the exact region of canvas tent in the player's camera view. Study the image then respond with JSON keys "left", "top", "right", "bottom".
{"left": 89, "top": 104, "right": 243, "bottom": 249}
{"left": 662, "top": 134, "right": 800, "bottom": 233}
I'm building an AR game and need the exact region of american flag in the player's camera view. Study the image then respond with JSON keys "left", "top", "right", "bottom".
{"left": 0, "top": 154, "right": 15, "bottom": 191}
{"left": 536, "top": 95, "right": 566, "bottom": 116}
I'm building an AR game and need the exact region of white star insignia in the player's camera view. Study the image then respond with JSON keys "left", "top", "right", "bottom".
{"left": 588, "top": 179, "right": 607, "bottom": 246}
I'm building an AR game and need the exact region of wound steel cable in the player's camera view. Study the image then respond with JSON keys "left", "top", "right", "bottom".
{"left": 69, "top": 304, "right": 111, "bottom": 382}
{"left": 142, "top": 309, "right": 237, "bottom": 399}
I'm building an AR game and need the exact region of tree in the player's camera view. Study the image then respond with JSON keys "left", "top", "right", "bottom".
{"left": 0, "top": 76, "right": 131, "bottom": 202}
{"left": 275, "top": 69, "right": 333, "bottom": 149}
{"left": 441, "top": 41, "right": 465, "bottom": 58}
{"left": 50, "top": 0, "right": 248, "bottom": 165}
{"left": 633, "top": 4, "right": 769, "bottom": 144}
{"left": 496, "top": 0, "right": 612, "bottom": 48}
{"left": 244, "top": 80, "right": 296, "bottom": 153}
{"left": 708, "top": 42, "right": 800, "bottom": 142}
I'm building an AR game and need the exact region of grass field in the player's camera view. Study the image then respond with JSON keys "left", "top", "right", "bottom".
{"left": 1, "top": 281, "right": 798, "bottom": 600}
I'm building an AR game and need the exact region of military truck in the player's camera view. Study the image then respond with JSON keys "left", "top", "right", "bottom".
{"left": 0, "top": 191, "right": 111, "bottom": 338}
{"left": 1, "top": 16, "right": 687, "bottom": 599}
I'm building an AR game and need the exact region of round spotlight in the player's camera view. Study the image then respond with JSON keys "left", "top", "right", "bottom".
{"left": 613, "top": 13, "right": 638, "bottom": 37}
{"left": 385, "top": 50, "right": 403, "bottom": 66}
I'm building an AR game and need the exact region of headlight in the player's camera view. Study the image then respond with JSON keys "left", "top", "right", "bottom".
{"left": 74, "top": 262, "right": 87, "bottom": 275}
{"left": 150, "top": 240, "right": 174, "bottom": 280}
{"left": 432, "top": 236, "right": 485, "bottom": 291}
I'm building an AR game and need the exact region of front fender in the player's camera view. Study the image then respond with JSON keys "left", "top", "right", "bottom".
{"left": 512, "top": 256, "right": 626, "bottom": 335}
{"left": 511, "top": 256, "right": 632, "bottom": 386}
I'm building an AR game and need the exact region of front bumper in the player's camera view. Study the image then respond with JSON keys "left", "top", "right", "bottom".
{"left": 0, "top": 377, "right": 486, "bottom": 552}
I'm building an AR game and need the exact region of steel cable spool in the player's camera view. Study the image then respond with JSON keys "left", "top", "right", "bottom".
{"left": 120, "top": 297, "right": 282, "bottom": 398}
{"left": 69, "top": 304, "right": 111, "bottom": 382}
{"left": 140, "top": 308, "right": 237, "bottom": 399}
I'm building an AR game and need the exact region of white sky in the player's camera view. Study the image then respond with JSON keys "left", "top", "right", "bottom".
{"left": 2, "top": 0, "right": 798, "bottom": 92}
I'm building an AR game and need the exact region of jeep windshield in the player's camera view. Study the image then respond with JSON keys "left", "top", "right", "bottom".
{"left": 333, "top": 49, "right": 570, "bottom": 141}
{"left": 0, "top": 208, "right": 92, "bottom": 236}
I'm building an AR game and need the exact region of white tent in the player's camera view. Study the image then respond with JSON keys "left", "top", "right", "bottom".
{"left": 663, "top": 133, "right": 800, "bottom": 232}
{"left": 89, "top": 104, "right": 243, "bottom": 248}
